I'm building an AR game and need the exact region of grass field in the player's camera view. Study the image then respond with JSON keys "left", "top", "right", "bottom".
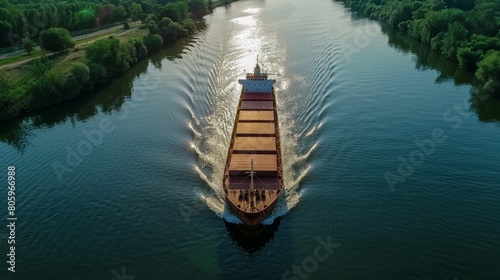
{"left": 73, "top": 29, "right": 121, "bottom": 46}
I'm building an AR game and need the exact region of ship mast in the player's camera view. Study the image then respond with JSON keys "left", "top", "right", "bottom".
{"left": 245, "top": 159, "right": 257, "bottom": 211}
{"left": 248, "top": 159, "right": 255, "bottom": 193}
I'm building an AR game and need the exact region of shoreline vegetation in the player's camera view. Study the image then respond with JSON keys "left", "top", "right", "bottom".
{"left": 0, "top": 0, "right": 235, "bottom": 122}
{"left": 336, "top": 0, "right": 500, "bottom": 98}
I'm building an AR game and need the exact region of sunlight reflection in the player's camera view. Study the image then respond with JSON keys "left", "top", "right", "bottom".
{"left": 242, "top": 8, "right": 261, "bottom": 14}
{"left": 230, "top": 15, "right": 256, "bottom": 27}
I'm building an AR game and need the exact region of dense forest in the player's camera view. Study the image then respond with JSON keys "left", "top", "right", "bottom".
{"left": 0, "top": 0, "right": 215, "bottom": 121}
{"left": 0, "top": 0, "right": 212, "bottom": 48}
{"left": 338, "top": 0, "right": 500, "bottom": 96}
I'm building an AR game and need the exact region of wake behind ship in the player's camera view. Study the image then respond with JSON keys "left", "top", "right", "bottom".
{"left": 223, "top": 57, "right": 284, "bottom": 226}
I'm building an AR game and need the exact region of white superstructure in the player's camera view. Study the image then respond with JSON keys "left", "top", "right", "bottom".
{"left": 238, "top": 57, "right": 276, "bottom": 93}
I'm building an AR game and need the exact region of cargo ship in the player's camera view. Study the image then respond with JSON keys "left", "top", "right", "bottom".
{"left": 223, "top": 57, "right": 283, "bottom": 226}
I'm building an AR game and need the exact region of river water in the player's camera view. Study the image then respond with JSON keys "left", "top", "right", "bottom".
{"left": 1, "top": 0, "right": 499, "bottom": 279}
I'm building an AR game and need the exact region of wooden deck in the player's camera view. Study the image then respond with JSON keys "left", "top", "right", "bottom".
{"left": 233, "top": 137, "right": 276, "bottom": 152}
{"left": 236, "top": 123, "right": 275, "bottom": 135}
{"left": 229, "top": 154, "right": 278, "bottom": 172}
{"left": 239, "top": 110, "right": 274, "bottom": 122}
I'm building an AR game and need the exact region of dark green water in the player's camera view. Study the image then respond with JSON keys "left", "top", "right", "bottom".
{"left": 1, "top": 0, "right": 500, "bottom": 279}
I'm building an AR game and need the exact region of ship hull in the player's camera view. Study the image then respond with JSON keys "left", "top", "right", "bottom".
{"left": 226, "top": 191, "right": 281, "bottom": 226}
{"left": 223, "top": 74, "right": 283, "bottom": 227}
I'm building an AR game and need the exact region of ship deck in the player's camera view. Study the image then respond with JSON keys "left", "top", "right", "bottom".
{"left": 223, "top": 89, "right": 283, "bottom": 215}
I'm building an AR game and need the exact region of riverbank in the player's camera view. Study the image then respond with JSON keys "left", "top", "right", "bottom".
{"left": 0, "top": 27, "right": 150, "bottom": 122}
{"left": 0, "top": 0, "right": 238, "bottom": 122}
{"left": 336, "top": 0, "right": 500, "bottom": 98}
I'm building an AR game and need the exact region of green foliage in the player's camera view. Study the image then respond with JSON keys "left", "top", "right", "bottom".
{"left": 418, "top": 9, "right": 466, "bottom": 44}
{"left": 0, "top": 72, "right": 12, "bottom": 96}
{"left": 0, "top": 20, "right": 13, "bottom": 47}
{"left": 111, "top": 5, "right": 128, "bottom": 22}
{"left": 161, "top": 22, "right": 181, "bottom": 42}
{"left": 476, "top": 50, "right": 500, "bottom": 96}
{"left": 22, "top": 36, "right": 36, "bottom": 54}
{"left": 86, "top": 38, "right": 121, "bottom": 73}
{"left": 457, "top": 34, "right": 500, "bottom": 71}
{"left": 28, "top": 58, "right": 53, "bottom": 77}
{"left": 39, "top": 27, "right": 74, "bottom": 53}
{"left": 178, "top": 27, "right": 189, "bottom": 38}
{"left": 0, "top": 72, "right": 28, "bottom": 121}
{"left": 437, "top": 22, "right": 469, "bottom": 59}
{"left": 130, "top": 2, "right": 144, "bottom": 23}
{"left": 443, "top": 0, "right": 474, "bottom": 10}
{"left": 159, "top": 2, "right": 188, "bottom": 23}
{"left": 130, "top": 37, "right": 148, "bottom": 60}
{"left": 86, "top": 60, "right": 108, "bottom": 89}
{"left": 0, "top": 1, "right": 142, "bottom": 48}
{"left": 116, "top": 42, "right": 137, "bottom": 72}
{"left": 158, "top": 17, "right": 173, "bottom": 29}
{"left": 457, "top": 47, "right": 482, "bottom": 70}
{"left": 85, "top": 37, "right": 135, "bottom": 76}
{"left": 468, "top": 1, "right": 499, "bottom": 36}
{"left": 65, "top": 62, "right": 90, "bottom": 99}
{"left": 339, "top": 0, "right": 500, "bottom": 85}
{"left": 29, "top": 69, "right": 67, "bottom": 109}
{"left": 0, "top": 0, "right": 214, "bottom": 122}
{"left": 143, "top": 34, "right": 163, "bottom": 51}
{"left": 207, "top": 0, "right": 213, "bottom": 11}
{"left": 183, "top": 18, "right": 196, "bottom": 34}
{"left": 147, "top": 20, "right": 161, "bottom": 35}
{"left": 188, "top": 0, "right": 208, "bottom": 19}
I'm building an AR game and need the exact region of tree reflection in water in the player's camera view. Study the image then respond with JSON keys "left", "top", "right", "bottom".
{"left": 383, "top": 25, "right": 500, "bottom": 123}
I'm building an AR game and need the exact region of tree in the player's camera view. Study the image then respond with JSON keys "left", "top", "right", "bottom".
{"left": 39, "top": 27, "right": 74, "bottom": 53}
{"left": 130, "top": 37, "right": 148, "bottom": 59}
{"left": 130, "top": 2, "right": 144, "bottom": 24}
{"left": 30, "top": 69, "right": 67, "bottom": 109}
{"left": 158, "top": 17, "right": 173, "bottom": 29}
{"left": 457, "top": 47, "right": 482, "bottom": 71}
{"left": 143, "top": 34, "right": 163, "bottom": 52}
{"left": 86, "top": 61, "right": 107, "bottom": 89}
{"left": 476, "top": 50, "right": 500, "bottom": 96}
{"left": 147, "top": 20, "right": 160, "bottom": 35}
{"left": 420, "top": 9, "right": 466, "bottom": 44}
{"left": 111, "top": 5, "right": 127, "bottom": 22}
{"left": 86, "top": 38, "right": 120, "bottom": 76}
{"left": 64, "top": 62, "right": 90, "bottom": 99}
{"left": 115, "top": 42, "right": 136, "bottom": 72}
{"left": 99, "top": 4, "right": 115, "bottom": 25}
{"left": 207, "top": 0, "right": 213, "bottom": 12}
{"left": 188, "top": 0, "right": 208, "bottom": 19}
{"left": 0, "top": 20, "right": 13, "bottom": 47}
{"left": 183, "top": 19, "right": 196, "bottom": 34}
{"left": 467, "top": 1, "right": 499, "bottom": 36}
{"left": 28, "top": 58, "right": 53, "bottom": 77}
{"left": 439, "top": 22, "right": 469, "bottom": 59}
{"left": 22, "top": 36, "right": 35, "bottom": 54}
{"left": 161, "top": 23, "right": 179, "bottom": 42}
{"left": 0, "top": 72, "right": 12, "bottom": 96}
{"left": 160, "top": 4, "right": 182, "bottom": 23}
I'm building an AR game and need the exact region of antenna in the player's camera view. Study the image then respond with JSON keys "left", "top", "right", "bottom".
{"left": 256, "top": 55, "right": 259, "bottom": 66}
{"left": 245, "top": 159, "right": 256, "bottom": 193}
{"left": 245, "top": 159, "right": 257, "bottom": 212}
